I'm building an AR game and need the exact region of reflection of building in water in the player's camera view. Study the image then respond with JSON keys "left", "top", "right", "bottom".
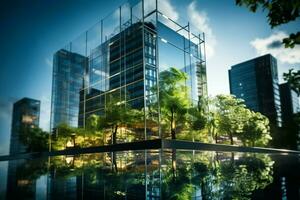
{"left": 6, "top": 159, "right": 37, "bottom": 200}
{"left": 9, "top": 97, "right": 40, "bottom": 155}
{"left": 47, "top": 175, "right": 78, "bottom": 200}
{"left": 46, "top": 152, "right": 160, "bottom": 199}
{"left": 4, "top": 150, "right": 300, "bottom": 199}
{"left": 7, "top": 98, "right": 42, "bottom": 199}
{"left": 50, "top": 49, "right": 88, "bottom": 129}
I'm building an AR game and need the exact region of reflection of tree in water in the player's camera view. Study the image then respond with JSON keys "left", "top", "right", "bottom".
{"left": 219, "top": 154, "right": 274, "bottom": 200}
{"left": 12, "top": 151, "right": 274, "bottom": 199}
{"left": 162, "top": 151, "right": 274, "bottom": 200}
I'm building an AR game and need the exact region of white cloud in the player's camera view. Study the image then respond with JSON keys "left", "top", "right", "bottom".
{"left": 39, "top": 95, "right": 51, "bottom": 132}
{"left": 155, "top": 0, "right": 180, "bottom": 31}
{"left": 250, "top": 31, "right": 300, "bottom": 64}
{"left": 187, "top": 1, "right": 216, "bottom": 59}
{"left": 45, "top": 58, "right": 52, "bottom": 68}
{"left": 157, "top": 0, "right": 179, "bottom": 22}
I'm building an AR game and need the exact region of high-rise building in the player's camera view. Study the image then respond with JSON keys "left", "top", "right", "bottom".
{"left": 50, "top": 49, "right": 88, "bottom": 129}
{"left": 280, "top": 83, "right": 300, "bottom": 123}
{"left": 7, "top": 97, "right": 40, "bottom": 199}
{"left": 280, "top": 83, "right": 300, "bottom": 149}
{"left": 228, "top": 54, "right": 282, "bottom": 128}
{"left": 9, "top": 97, "right": 40, "bottom": 154}
{"left": 53, "top": 0, "right": 207, "bottom": 142}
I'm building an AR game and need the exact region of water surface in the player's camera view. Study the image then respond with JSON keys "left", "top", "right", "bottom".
{"left": 2, "top": 150, "right": 300, "bottom": 199}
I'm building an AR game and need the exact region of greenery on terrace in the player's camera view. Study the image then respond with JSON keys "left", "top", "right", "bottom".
{"left": 18, "top": 0, "right": 300, "bottom": 153}
{"left": 19, "top": 67, "right": 273, "bottom": 152}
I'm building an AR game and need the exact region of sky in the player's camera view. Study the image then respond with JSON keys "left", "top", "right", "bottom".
{"left": 0, "top": 0, "right": 299, "bottom": 155}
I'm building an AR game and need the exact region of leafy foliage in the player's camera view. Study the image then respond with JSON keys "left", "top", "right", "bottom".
{"left": 159, "top": 67, "right": 191, "bottom": 139}
{"left": 19, "top": 125, "right": 49, "bottom": 152}
{"left": 87, "top": 98, "right": 143, "bottom": 145}
{"left": 283, "top": 68, "right": 300, "bottom": 95}
{"left": 207, "top": 95, "right": 271, "bottom": 146}
{"left": 214, "top": 95, "right": 247, "bottom": 145}
{"left": 241, "top": 111, "right": 271, "bottom": 146}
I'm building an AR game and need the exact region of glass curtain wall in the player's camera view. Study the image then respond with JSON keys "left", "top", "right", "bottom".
{"left": 56, "top": 0, "right": 206, "bottom": 144}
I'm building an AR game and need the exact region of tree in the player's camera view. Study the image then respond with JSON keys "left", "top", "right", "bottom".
{"left": 159, "top": 67, "right": 191, "bottom": 139}
{"left": 283, "top": 69, "right": 300, "bottom": 95}
{"left": 205, "top": 97, "right": 219, "bottom": 143}
{"left": 189, "top": 97, "right": 207, "bottom": 131}
{"left": 97, "top": 97, "right": 143, "bottom": 145}
{"left": 236, "top": 0, "right": 300, "bottom": 48}
{"left": 19, "top": 126, "right": 49, "bottom": 152}
{"left": 241, "top": 111, "right": 271, "bottom": 147}
{"left": 220, "top": 154, "right": 274, "bottom": 199}
{"left": 207, "top": 95, "right": 272, "bottom": 146}
{"left": 215, "top": 95, "right": 247, "bottom": 145}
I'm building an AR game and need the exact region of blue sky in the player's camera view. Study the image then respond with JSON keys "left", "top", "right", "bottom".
{"left": 0, "top": 0, "right": 299, "bottom": 155}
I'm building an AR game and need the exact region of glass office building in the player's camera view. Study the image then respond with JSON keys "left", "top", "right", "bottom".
{"left": 9, "top": 97, "right": 40, "bottom": 154}
{"left": 50, "top": 49, "right": 88, "bottom": 129}
{"left": 280, "top": 83, "right": 300, "bottom": 149}
{"left": 280, "top": 83, "right": 300, "bottom": 121}
{"left": 7, "top": 98, "right": 40, "bottom": 199}
{"left": 229, "top": 54, "right": 282, "bottom": 127}
{"left": 53, "top": 0, "right": 207, "bottom": 142}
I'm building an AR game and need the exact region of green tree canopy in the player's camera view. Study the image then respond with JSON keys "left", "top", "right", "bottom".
{"left": 208, "top": 95, "right": 271, "bottom": 147}
{"left": 241, "top": 111, "right": 271, "bottom": 147}
{"left": 159, "top": 67, "right": 191, "bottom": 139}
{"left": 214, "top": 95, "right": 247, "bottom": 145}
{"left": 92, "top": 97, "right": 143, "bottom": 144}
{"left": 283, "top": 68, "right": 300, "bottom": 95}
{"left": 19, "top": 126, "right": 49, "bottom": 152}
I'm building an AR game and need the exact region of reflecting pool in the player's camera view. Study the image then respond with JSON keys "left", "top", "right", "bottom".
{"left": 2, "top": 150, "right": 300, "bottom": 199}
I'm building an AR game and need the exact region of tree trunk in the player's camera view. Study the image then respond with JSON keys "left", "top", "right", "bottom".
{"left": 229, "top": 132, "right": 233, "bottom": 145}
{"left": 170, "top": 108, "right": 176, "bottom": 139}
{"left": 214, "top": 130, "right": 218, "bottom": 144}
{"left": 171, "top": 129, "right": 176, "bottom": 140}
{"left": 112, "top": 125, "right": 118, "bottom": 145}
{"left": 171, "top": 108, "right": 176, "bottom": 140}
{"left": 172, "top": 148, "right": 176, "bottom": 180}
{"left": 112, "top": 152, "right": 118, "bottom": 172}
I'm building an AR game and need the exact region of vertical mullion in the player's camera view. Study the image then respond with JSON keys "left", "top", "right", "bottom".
{"left": 142, "top": 0, "right": 147, "bottom": 142}
{"left": 155, "top": 0, "right": 161, "bottom": 140}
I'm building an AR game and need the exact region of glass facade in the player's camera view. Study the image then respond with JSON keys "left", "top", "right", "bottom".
{"left": 7, "top": 98, "right": 40, "bottom": 200}
{"left": 3, "top": 150, "right": 300, "bottom": 199}
{"left": 280, "top": 83, "right": 300, "bottom": 124}
{"left": 280, "top": 83, "right": 300, "bottom": 149}
{"left": 229, "top": 54, "right": 282, "bottom": 127}
{"left": 52, "top": 0, "right": 207, "bottom": 143}
{"left": 9, "top": 97, "right": 40, "bottom": 154}
{"left": 50, "top": 49, "right": 87, "bottom": 129}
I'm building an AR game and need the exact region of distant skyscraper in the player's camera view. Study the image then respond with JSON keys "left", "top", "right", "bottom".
{"left": 280, "top": 83, "right": 300, "bottom": 124}
{"left": 280, "top": 83, "right": 300, "bottom": 149}
{"left": 50, "top": 49, "right": 88, "bottom": 129}
{"left": 228, "top": 54, "right": 282, "bottom": 128}
{"left": 7, "top": 97, "right": 40, "bottom": 199}
{"left": 9, "top": 97, "right": 40, "bottom": 154}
